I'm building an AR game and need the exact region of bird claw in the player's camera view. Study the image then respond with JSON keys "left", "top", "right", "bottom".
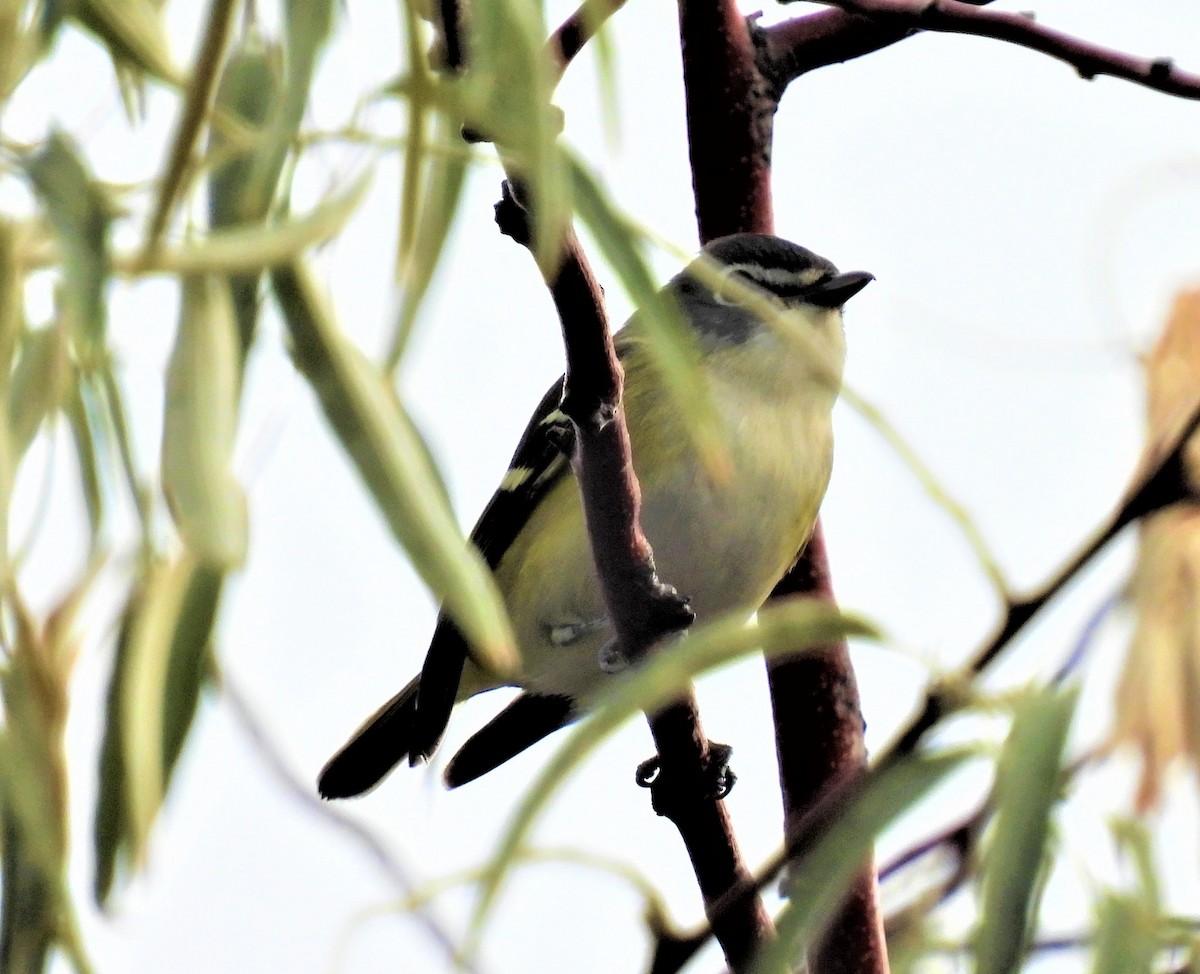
{"left": 634, "top": 741, "right": 737, "bottom": 809}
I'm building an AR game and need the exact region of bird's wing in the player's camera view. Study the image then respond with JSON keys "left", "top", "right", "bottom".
{"left": 467, "top": 375, "right": 571, "bottom": 568}
{"left": 411, "top": 375, "right": 573, "bottom": 759}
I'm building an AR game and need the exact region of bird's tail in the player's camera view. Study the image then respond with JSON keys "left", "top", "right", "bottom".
{"left": 318, "top": 677, "right": 421, "bottom": 799}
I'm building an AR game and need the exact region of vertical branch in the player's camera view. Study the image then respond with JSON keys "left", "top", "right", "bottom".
{"left": 677, "top": 1, "right": 886, "bottom": 970}
{"left": 767, "top": 528, "right": 888, "bottom": 973}
{"left": 677, "top": 0, "right": 776, "bottom": 240}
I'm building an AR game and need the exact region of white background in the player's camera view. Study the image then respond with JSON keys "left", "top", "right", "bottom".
{"left": 6, "top": 1, "right": 1200, "bottom": 972}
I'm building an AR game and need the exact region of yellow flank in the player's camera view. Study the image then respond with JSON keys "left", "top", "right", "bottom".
{"left": 459, "top": 304, "right": 846, "bottom": 704}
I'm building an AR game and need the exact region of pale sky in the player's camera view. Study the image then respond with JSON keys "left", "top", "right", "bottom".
{"left": 8, "top": 1, "right": 1200, "bottom": 972}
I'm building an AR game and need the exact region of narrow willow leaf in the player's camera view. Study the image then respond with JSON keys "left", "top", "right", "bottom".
{"left": 93, "top": 586, "right": 132, "bottom": 904}
{"left": 142, "top": 0, "right": 240, "bottom": 256}
{"left": 23, "top": 132, "right": 112, "bottom": 361}
{"left": 973, "top": 686, "right": 1079, "bottom": 974}
{"left": 120, "top": 174, "right": 367, "bottom": 277}
{"left": 755, "top": 751, "right": 971, "bottom": 974}
{"left": 65, "top": 383, "right": 104, "bottom": 538}
{"left": 568, "top": 155, "right": 729, "bottom": 477}
{"left": 1110, "top": 818, "right": 1162, "bottom": 914}
{"left": 0, "top": 217, "right": 23, "bottom": 379}
{"left": 19, "top": 173, "right": 373, "bottom": 278}
{"left": 0, "top": 604, "right": 70, "bottom": 880}
{"left": 9, "top": 322, "right": 69, "bottom": 462}
{"left": 839, "top": 385, "right": 1008, "bottom": 597}
{"left": 271, "top": 261, "right": 517, "bottom": 674}
{"left": 119, "top": 556, "right": 197, "bottom": 866}
{"left": 94, "top": 560, "right": 224, "bottom": 906}
{"left": 207, "top": 31, "right": 284, "bottom": 360}
{"left": 465, "top": 0, "right": 568, "bottom": 270}
{"left": 396, "top": 0, "right": 430, "bottom": 281}
{"left": 161, "top": 565, "right": 223, "bottom": 775}
{"left": 473, "top": 600, "right": 878, "bottom": 937}
{"left": 0, "top": 802, "right": 54, "bottom": 973}
{"left": 243, "top": 0, "right": 335, "bottom": 209}
{"left": 72, "top": 0, "right": 178, "bottom": 83}
{"left": 1089, "top": 894, "right": 1158, "bottom": 974}
{"left": 0, "top": 0, "right": 45, "bottom": 102}
{"left": 387, "top": 113, "right": 469, "bottom": 370}
{"left": 162, "top": 275, "right": 247, "bottom": 569}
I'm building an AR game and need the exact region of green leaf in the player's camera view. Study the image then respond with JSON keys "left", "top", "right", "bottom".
{"left": 162, "top": 275, "right": 247, "bottom": 570}
{"left": 0, "top": 215, "right": 24, "bottom": 378}
{"left": 9, "top": 322, "right": 70, "bottom": 462}
{"left": 0, "top": 606, "right": 70, "bottom": 880}
{"left": 71, "top": 0, "right": 179, "bottom": 84}
{"left": 141, "top": 0, "right": 241, "bottom": 255}
{"left": 64, "top": 382, "right": 104, "bottom": 539}
{"left": 473, "top": 600, "right": 878, "bottom": 939}
{"left": 94, "top": 559, "right": 224, "bottom": 907}
{"left": 118, "top": 556, "right": 199, "bottom": 868}
{"left": 242, "top": 0, "right": 336, "bottom": 210}
{"left": 128, "top": 173, "right": 369, "bottom": 277}
{"left": 973, "top": 686, "right": 1079, "bottom": 974}
{"left": 93, "top": 589, "right": 134, "bottom": 905}
{"left": 755, "top": 750, "right": 972, "bottom": 974}
{"left": 24, "top": 132, "right": 112, "bottom": 363}
{"left": 0, "top": 1, "right": 48, "bottom": 103}
{"left": 161, "top": 566, "right": 223, "bottom": 777}
{"left": 387, "top": 112, "right": 469, "bottom": 370}
{"left": 271, "top": 260, "right": 517, "bottom": 675}
{"left": 464, "top": 0, "right": 568, "bottom": 270}
{"left": 1110, "top": 818, "right": 1161, "bottom": 914}
{"left": 568, "top": 154, "right": 729, "bottom": 477}
{"left": 1089, "top": 893, "right": 1158, "bottom": 974}
{"left": 207, "top": 30, "right": 285, "bottom": 360}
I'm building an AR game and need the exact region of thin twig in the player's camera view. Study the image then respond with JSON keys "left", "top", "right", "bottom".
{"left": 141, "top": 0, "right": 240, "bottom": 259}
{"left": 758, "top": 0, "right": 996, "bottom": 84}
{"left": 806, "top": 0, "right": 1200, "bottom": 99}
{"left": 219, "top": 673, "right": 477, "bottom": 973}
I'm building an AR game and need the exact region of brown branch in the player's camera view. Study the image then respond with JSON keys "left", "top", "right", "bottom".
{"left": 676, "top": 0, "right": 887, "bottom": 970}
{"left": 757, "top": 0, "right": 996, "bottom": 85}
{"left": 494, "top": 183, "right": 770, "bottom": 972}
{"left": 759, "top": 9, "right": 910, "bottom": 85}
{"left": 768, "top": 529, "right": 888, "bottom": 974}
{"left": 803, "top": 0, "right": 1200, "bottom": 99}
{"left": 678, "top": 0, "right": 776, "bottom": 242}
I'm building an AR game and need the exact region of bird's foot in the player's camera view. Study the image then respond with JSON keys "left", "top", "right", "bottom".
{"left": 635, "top": 741, "right": 737, "bottom": 816}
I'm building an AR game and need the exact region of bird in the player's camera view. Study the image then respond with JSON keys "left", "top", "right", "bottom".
{"left": 318, "top": 233, "right": 873, "bottom": 799}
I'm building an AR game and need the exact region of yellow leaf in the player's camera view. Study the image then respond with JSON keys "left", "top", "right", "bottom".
{"left": 1115, "top": 288, "right": 1200, "bottom": 810}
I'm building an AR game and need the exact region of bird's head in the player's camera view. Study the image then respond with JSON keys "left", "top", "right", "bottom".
{"left": 665, "top": 234, "right": 872, "bottom": 394}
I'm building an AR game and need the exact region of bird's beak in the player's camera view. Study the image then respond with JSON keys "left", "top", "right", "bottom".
{"left": 803, "top": 270, "right": 874, "bottom": 309}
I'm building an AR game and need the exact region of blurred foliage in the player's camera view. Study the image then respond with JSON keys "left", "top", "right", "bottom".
{"left": 1115, "top": 287, "right": 1200, "bottom": 811}
{"left": 0, "top": 1, "right": 1187, "bottom": 973}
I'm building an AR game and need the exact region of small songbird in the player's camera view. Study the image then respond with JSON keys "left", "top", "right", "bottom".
{"left": 318, "top": 233, "right": 872, "bottom": 798}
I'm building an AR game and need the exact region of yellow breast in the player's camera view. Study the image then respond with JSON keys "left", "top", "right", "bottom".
{"left": 474, "top": 310, "right": 845, "bottom": 703}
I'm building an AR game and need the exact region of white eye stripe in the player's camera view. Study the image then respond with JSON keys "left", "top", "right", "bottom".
{"left": 720, "top": 262, "right": 827, "bottom": 291}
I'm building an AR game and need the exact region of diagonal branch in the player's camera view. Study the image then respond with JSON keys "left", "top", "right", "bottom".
{"left": 493, "top": 182, "right": 772, "bottom": 973}
{"left": 801, "top": 0, "right": 1200, "bottom": 98}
